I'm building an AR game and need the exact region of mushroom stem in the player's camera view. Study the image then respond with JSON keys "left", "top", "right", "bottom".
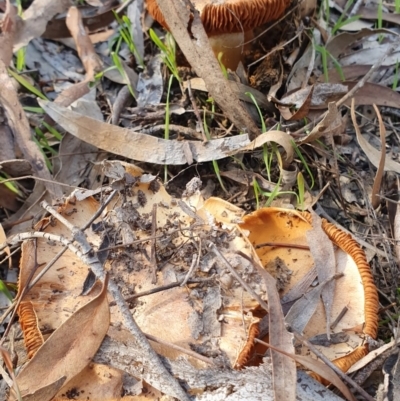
{"left": 208, "top": 30, "right": 253, "bottom": 71}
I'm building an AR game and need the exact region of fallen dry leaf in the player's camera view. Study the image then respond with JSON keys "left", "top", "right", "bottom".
{"left": 13, "top": 0, "right": 71, "bottom": 51}
{"left": 39, "top": 100, "right": 293, "bottom": 164}
{"left": 298, "top": 102, "right": 342, "bottom": 144}
{"left": 51, "top": 6, "right": 103, "bottom": 108}
{"left": 261, "top": 342, "right": 356, "bottom": 401}
{"left": 278, "top": 85, "right": 315, "bottom": 121}
{"left": 11, "top": 277, "right": 109, "bottom": 401}
{"left": 306, "top": 210, "right": 337, "bottom": 336}
{"left": 285, "top": 274, "right": 336, "bottom": 334}
{"left": 0, "top": 0, "right": 18, "bottom": 66}
{"left": 53, "top": 363, "right": 123, "bottom": 401}
{"left": 65, "top": 6, "right": 102, "bottom": 79}
{"left": 0, "top": 62, "right": 62, "bottom": 199}
{"left": 257, "top": 268, "right": 296, "bottom": 401}
{"left": 42, "top": 2, "right": 118, "bottom": 39}
{"left": 370, "top": 104, "right": 386, "bottom": 209}
{"left": 0, "top": 224, "right": 10, "bottom": 268}
{"left": 351, "top": 98, "right": 400, "bottom": 173}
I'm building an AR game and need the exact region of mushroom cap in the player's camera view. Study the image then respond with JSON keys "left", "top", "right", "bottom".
{"left": 147, "top": 0, "right": 292, "bottom": 36}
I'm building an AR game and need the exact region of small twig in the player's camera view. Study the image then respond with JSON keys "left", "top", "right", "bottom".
{"left": 181, "top": 251, "right": 199, "bottom": 287}
{"left": 248, "top": 31, "right": 302, "bottom": 68}
{"left": 255, "top": 242, "right": 309, "bottom": 250}
{"left": 210, "top": 243, "right": 269, "bottom": 312}
{"left": 291, "top": 330, "right": 375, "bottom": 401}
{"left": 330, "top": 306, "right": 349, "bottom": 330}
{"left": 186, "top": 80, "right": 208, "bottom": 143}
{"left": 144, "top": 332, "right": 215, "bottom": 366}
{"left": 111, "top": 275, "right": 215, "bottom": 306}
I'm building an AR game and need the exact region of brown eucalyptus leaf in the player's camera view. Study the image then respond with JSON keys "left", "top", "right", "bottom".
{"left": 306, "top": 210, "right": 336, "bottom": 337}
{"left": 39, "top": 101, "right": 290, "bottom": 164}
{"left": 263, "top": 343, "right": 356, "bottom": 401}
{"left": 370, "top": 105, "right": 386, "bottom": 209}
{"left": 65, "top": 6, "right": 102, "bottom": 80}
{"left": 351, "top": 99, "right": 400, "bottom": 173}
{"left": 16, "top": 377, "right": 67, "bottom": 401}
{"left": 258, "top": 268, "right": 296, "bottom": 401}
{"left": 12, "top": 277, "right": 110, "bottom": 401}
{"left": 0, "top": 224, "right": 10, "bottom": 268}
{"left": 298, "top": 103, "right": 341, "bottom": 144}
{"left": 0, "top": 62, "right": 62, "bottom": 199}
{"left": 0, "top": 0, "right": 18, "bottom": 66}
{"left": 13, "top": 0, "right": 71, "bottom": 51}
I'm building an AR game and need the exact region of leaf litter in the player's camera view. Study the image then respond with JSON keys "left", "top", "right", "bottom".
{"left": 1, "top": 0, "right": 400, "bottom": 399}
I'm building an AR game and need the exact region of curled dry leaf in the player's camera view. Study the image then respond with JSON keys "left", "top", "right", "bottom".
{"left": 351, "top": 99, "right": 400, "bottom": 173}
{"left": 297, "top": 102, "right": 343, "bottom": 145}
{"left": 11, "top": 277, "right": 109, "bottom": 401}
{"left": 238, "top": 207, "right": 379, "bottom": 376}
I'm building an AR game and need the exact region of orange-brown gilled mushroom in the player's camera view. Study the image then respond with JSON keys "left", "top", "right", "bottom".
{"left": 237, "top": 208, "right": 379, "bottom": 377}
{"left": 146, "top": 0, "right": 292, "bottom": 70}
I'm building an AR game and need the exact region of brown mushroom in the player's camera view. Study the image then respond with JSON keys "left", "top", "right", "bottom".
{"left": 237, "top": 207, "right": 379, "bottom": 377}
{"left": 146, "top": 0, "right": 291, "bottom": 71}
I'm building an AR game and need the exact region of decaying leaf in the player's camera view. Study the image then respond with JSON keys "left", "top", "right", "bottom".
{"left": 369, "top": 104, "right": 386, "bottom": 209}
{"left": 257, "top": 268, "right": 296, "bottom": 401}
{"left": 306, "top": 210, "right": 337, "bottom": 337}
{"left": 39, "top": 100, "right": 293, "bottom": 165}
{"left": 0, "top": 62, "right": 61, "bottom": 199}
{"left": 53, "top": 363, "right": 124, "bottom": 401}
{"left": 0, "top": 0, "right": 18, "bottom": 66}
{"left": 13, "top": 0, "right": 71, "bottom": 51}
{"left": 351, "top": 99, "right": 400, "bottom": 173}
{"left": 298, "top": 102, "right": 343, "bottom": 144}
{"left": 11, "top": 277, "right": 109, "bottom": 401}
